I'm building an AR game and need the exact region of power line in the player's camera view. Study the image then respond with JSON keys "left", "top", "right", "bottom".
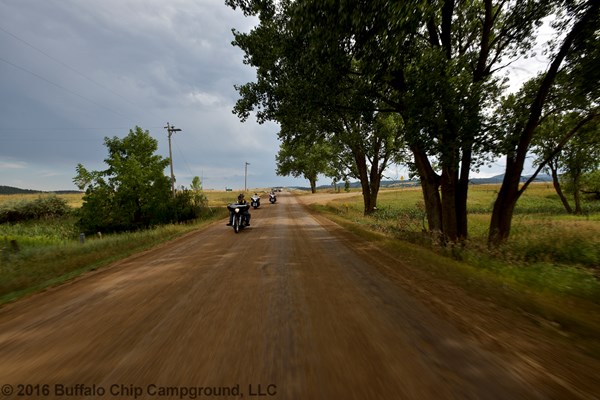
{"left": 0, "top": 126, "right": 166, "bottom": 133}
{"left": 174, "top": 140, "right": 195, "bottom": 180}
{"left": 0, "top": 24, "right": 142, "bottom": 111}
{"left": 0, "top": 56, "right": 131, "bottom": 120}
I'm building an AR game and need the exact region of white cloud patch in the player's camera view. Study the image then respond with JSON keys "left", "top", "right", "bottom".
{"left": 0, "top": 160, "right": 27, "bottom": 169}
{"left": 185, "top": 90, "right": 222, "bottom": 107}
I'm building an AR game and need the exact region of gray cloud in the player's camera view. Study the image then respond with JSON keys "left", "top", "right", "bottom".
{"left": 0, "top": 0, "right": 305, "bottom": 191}
{"left": 1, "top": 0, "right": 549, "bottom": 192}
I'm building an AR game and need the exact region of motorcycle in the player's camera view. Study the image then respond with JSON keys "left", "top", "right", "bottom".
{"left": 227, "top": 203, "right": 250, "bottom": 233}
{"left": 269, "top": 192, "right": 277, "bottom": 204}
{"left": 250, "top": 194, "right": 261, "bottom": 209}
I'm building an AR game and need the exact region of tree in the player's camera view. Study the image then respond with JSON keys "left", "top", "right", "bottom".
{"left": 275, "top": 119, "right": 343, "bottom": 193}
{"left": 228, "top": 0, "right": 406, "bottom": 214}
{"left": 343, "top": 0, "right": 554, "bottom": 243}
{"left": 532, "top": 113, "right": 575, "bottom": 213}
{"left": 276, "top": 138, "right": 334, "bottom": 193}
{"left": 489, "top": 0, "right": 600, "bottom": 244}
{"left": 581, "top": 170, "right": 600, "bottom": 199}
{"left": 560, "top": 123, "right": 600, "bottom": 213}
{"left": 329, "top": 111, "right": 406, "bottom": 213}
{"left": 74, "top": 127, "right": 176, "bottom": 232}
{"left": 227, "top": 0, "right": 556, "bottom": 241}
{"left": 228, "top": 0, "right": 598, "bottom": 243}
{"left": 190, "top": 176, "right": 209, "bottom": 209}
{"left": 532, "top": 111, "right": 600, "bottom": 214}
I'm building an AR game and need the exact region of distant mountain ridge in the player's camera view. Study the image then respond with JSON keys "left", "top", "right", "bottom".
{"left": 0, "top": 185, "right": 81, "bottom": 195}
{"left": 468, "top": 173, "right": 552, "bottom": 185}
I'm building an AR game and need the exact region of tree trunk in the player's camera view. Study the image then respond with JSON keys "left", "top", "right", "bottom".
{"left": 354, "top": 150, "right": 375, "bottom": 214}
{"left": 368, "top": 158, "right": 382, "bottom": 214}
{"left": 550, "top": 164, "right": 573, "bottom": 214}
{"left": 489, "top": 158, "right": 522, "bottom": 245}
{"left": 435, "top": 136, "right": 470, "bottom": 243}
{"left": 456, "top": 147, "right": 471, "bottom": 241}
{"left": 412, "top": 146, "right": 443, "bottom": 235}
{"left": 573, "top": 172, "right": 583, "bottom": 214}
{"left": 440, "top": 166, "right": 459, "bottom": 242}
{"left": 309, "top": 177, "right": 317, "bottom": 193}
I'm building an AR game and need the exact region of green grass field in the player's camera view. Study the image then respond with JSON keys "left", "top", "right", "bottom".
{"left": 316, "top": 184, "right": 600, "bottom": 270}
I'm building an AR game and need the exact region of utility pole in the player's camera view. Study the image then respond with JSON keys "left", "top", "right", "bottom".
{"left": 244, "top": 161, "right": 250, "bottom": 192}
{"left": 164, "top": 122, "right": 182, "bottom": 196}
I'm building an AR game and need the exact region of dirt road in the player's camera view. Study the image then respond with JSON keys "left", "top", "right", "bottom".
{"left": 0, "top": 192, "right": 598, "bottom": 399}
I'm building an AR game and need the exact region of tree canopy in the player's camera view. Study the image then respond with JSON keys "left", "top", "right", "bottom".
{"left": 74, "top": 126, "right": 205, "bottom": 232}
{"left": 227, "top": 0, "right": 599, "bottom": 244}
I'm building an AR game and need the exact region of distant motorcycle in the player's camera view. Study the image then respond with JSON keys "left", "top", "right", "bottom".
{"left": 250, "top": 194, "right": 261, "bottom": 209}
{"left": 269, "top": 192, "right": 277, "bottom": 204}
{"left": 227, "top": 203, "right": 250, "bottom": 233}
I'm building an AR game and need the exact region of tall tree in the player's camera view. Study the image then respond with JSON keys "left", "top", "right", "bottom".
{"left": 559, "top": 121, "right": 600, "bottom": 214}
{"left": 331, "top": 111, "right": 406, "bottom": 213}
{"left": 532, "top": 111, "right": 600, "bottom": 214}
{"left": 346, "top": 0, "right": 553, "bottom": 242}
{"left": 228, "top": 0, "right": 405, "bottom": 214}
{"left": 532, "top": 113, "right": 575, "bottom": 214}
{"left": 489, "top": 0, "right": 600, "bottom": 244}
{"left": 276, "top": 136, "right": 336, "bottom": 193}
{"left": 74, "top": 127, "right": 174, "bottom": 232}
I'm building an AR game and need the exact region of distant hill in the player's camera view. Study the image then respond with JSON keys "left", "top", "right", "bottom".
{"left": 0, "top": 185, "right": 81, "bottom": 195}
{"left": 303, "top": 173, "right": 553, "bottom": 191}
{"left": 0, "top": 186, "right": 42, "bottom": 195}
{"left": 469, "top": 173, "right": 552, "bottom": 185}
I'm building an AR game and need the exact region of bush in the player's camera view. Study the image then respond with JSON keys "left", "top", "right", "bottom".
{"left": 74, "top": 127, "right": 213, "bottom": 233}
{"left": 0, "top": 196, "right": 71, "bottom": 224}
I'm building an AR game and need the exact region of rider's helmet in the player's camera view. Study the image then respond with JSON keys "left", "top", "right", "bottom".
{"left": 238, "top": 193, "right": 244, "bottom": 201}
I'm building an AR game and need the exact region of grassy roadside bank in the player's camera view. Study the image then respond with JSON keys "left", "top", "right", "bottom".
{"left": 0, "top": 192, "right": 232, "bottom": 305}
{"left": 298, "top": 187, "right": 600, "bottom": 355}
{"left": 0, "top": 211, "right": 228, "bottom": 305}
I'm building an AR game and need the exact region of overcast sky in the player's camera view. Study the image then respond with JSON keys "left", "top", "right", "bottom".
{"left": 0, "top": 0, "right": 305, "bottom": 191}
{"left": 0, "top": 1, "right": 551, "bottom": 191}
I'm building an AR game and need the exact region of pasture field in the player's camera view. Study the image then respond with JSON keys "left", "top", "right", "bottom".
{"left": 315, "top": 184, "right": 600, "bottom": 256}
{"left": 0, "top": 192, "right": 84, "bottom": 208}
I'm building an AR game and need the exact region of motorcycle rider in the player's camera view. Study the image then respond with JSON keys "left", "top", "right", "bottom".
{"left": 227, "top": 193, "right": 251, "bottom": 226}
{"left": 251, "top": 192, "right": 260, "bottom": 207}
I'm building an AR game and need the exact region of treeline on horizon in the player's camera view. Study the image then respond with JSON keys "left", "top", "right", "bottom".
{"left": 0, "top": 185, "right": 82, "bottom": 195}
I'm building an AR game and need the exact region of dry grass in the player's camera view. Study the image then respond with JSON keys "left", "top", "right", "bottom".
{"left": 0, "top": 193, "right": 84, "bottom": 208}
{"left": 304, "top": 183, "right": 600, "bottom": 300}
